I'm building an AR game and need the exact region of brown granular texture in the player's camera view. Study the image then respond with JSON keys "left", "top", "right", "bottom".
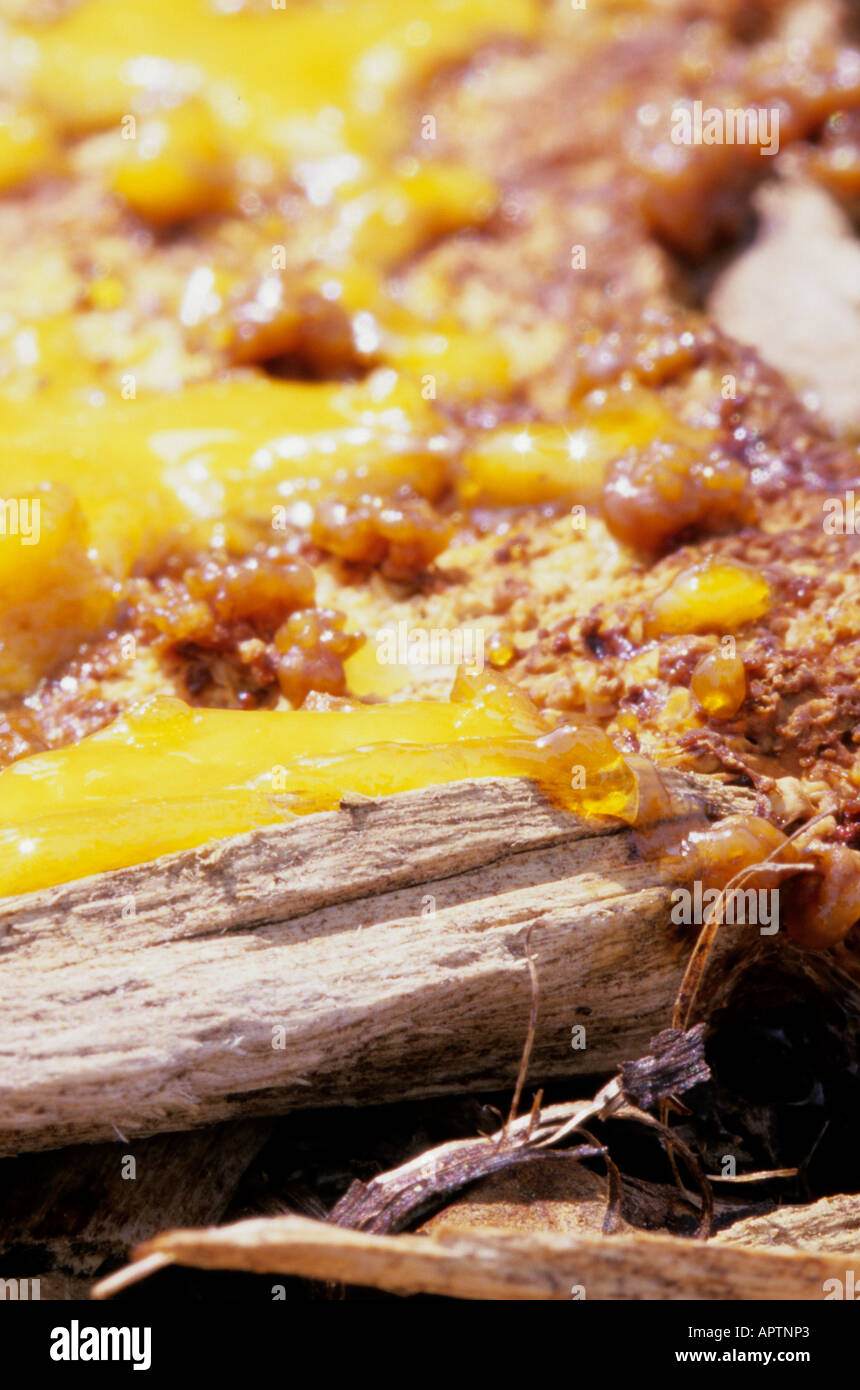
{"left": 473, "top": 507, "right": 860, "bottom": 797}
{"left": 130, "top": 552, "right": 363, "bottom": 711}
{"left": 0, "top": 633, "right": 147, "bottom": 767}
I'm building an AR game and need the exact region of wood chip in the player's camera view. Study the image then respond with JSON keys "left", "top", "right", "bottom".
{"left": 0, "top": 773, "right": 760, "bottom": 1156}
{"left": 93, "top": 1210, "right": 857, "bottom": 1301}
{"left": 716, "top": 1193, "right": 860, "bottom": 1254}
{"left": 710, "top": 178, "right": 860, "bottom": 434}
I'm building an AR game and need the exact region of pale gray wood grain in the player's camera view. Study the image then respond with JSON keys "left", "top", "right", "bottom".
{"left": 0, "top": 773, "right": 757, "bottom": 1156}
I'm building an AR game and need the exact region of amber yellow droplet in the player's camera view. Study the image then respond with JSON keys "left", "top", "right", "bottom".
{"left": 111, "top": 101, "right": 228, "bottom": 225}
{"left": 646, "top": 560, "right": 771, "bottom": 638}
{"left": 691, "top": 648, "right": 746, "bottom": 720}
{"left": 486, "top": 631, "right": 517, "bottom": 669}
{"left": 86, "top": 276, "right": 126, "bottom": 311}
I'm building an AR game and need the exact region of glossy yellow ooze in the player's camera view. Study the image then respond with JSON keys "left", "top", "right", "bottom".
{"left": 110, "top": 101, "right": 228, "bottom": 225}
{"left": 3, "top": 371, "right": 452, "bottom": 547}
{"left": 0, "top": 673, "right": 637, "bottom": 897}
{"left": 0, "top": 370, "right": 453, "bottom": 690}
{"left": 346, "top": 163, "right": 499, "bottom": 269}
{"left": 0, "top": 316, "right": 132, "bottom": 399}
{"left": 0, "top": 2, "right": 523, "bottom": 414}
{"left": 0, "top": 485, "right": 114, "bottom": 696}
{"left": 9, "top": 0, "right": 538, "bottom": 194}
{"left": 380, "top": 325, "right": 513, "bottom": 402}
{"left": 691, "top": 647, "right": 747, "bottom": 719}
{"left": 0, "top": 103, "right": 58, "bottom": 192}
{"left": 289, "top": 162, "right": 505, "bottom": 375}
{"left": 457, "top": 389, "right": 709, "bottom": 506}
{"left": 646, "top": 560, "right": 771, "bottom": 638}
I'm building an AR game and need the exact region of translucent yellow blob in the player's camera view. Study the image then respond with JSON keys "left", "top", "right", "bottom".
{"left": 347, "top": 163, "right": 499, "bottom": 267}
{"left": 383, "top": 325, "right": 512, "bottom": 401}
{"left": 4, "top": 369, "right": 450, "bottom": 551}
{"left": 691, "top": 647, "right": 747, "bottom": 719}
{"left": 647, "top": 560, "right": 771, "bottom": 638}
{"left": 111, "top": 100, "right": 228, "bottom": 224}
{"left": 458, "top": 389, "right": 697, "bottom": 506}
{"left": 0, "top": 673, "right": 637, "bottom": 898}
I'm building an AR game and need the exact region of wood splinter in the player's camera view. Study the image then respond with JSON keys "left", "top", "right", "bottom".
{"left": 0, "top": 770, "right": 834, "bottom": 1158}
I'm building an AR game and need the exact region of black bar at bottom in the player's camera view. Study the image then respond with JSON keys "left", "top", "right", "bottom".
{"left": 0, "top": 1296, "right": 855, "bottom": 1376}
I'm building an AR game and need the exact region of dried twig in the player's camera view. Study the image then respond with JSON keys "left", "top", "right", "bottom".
{"left": 91, "top": 1211, "right": 855, "bottom": 1302}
